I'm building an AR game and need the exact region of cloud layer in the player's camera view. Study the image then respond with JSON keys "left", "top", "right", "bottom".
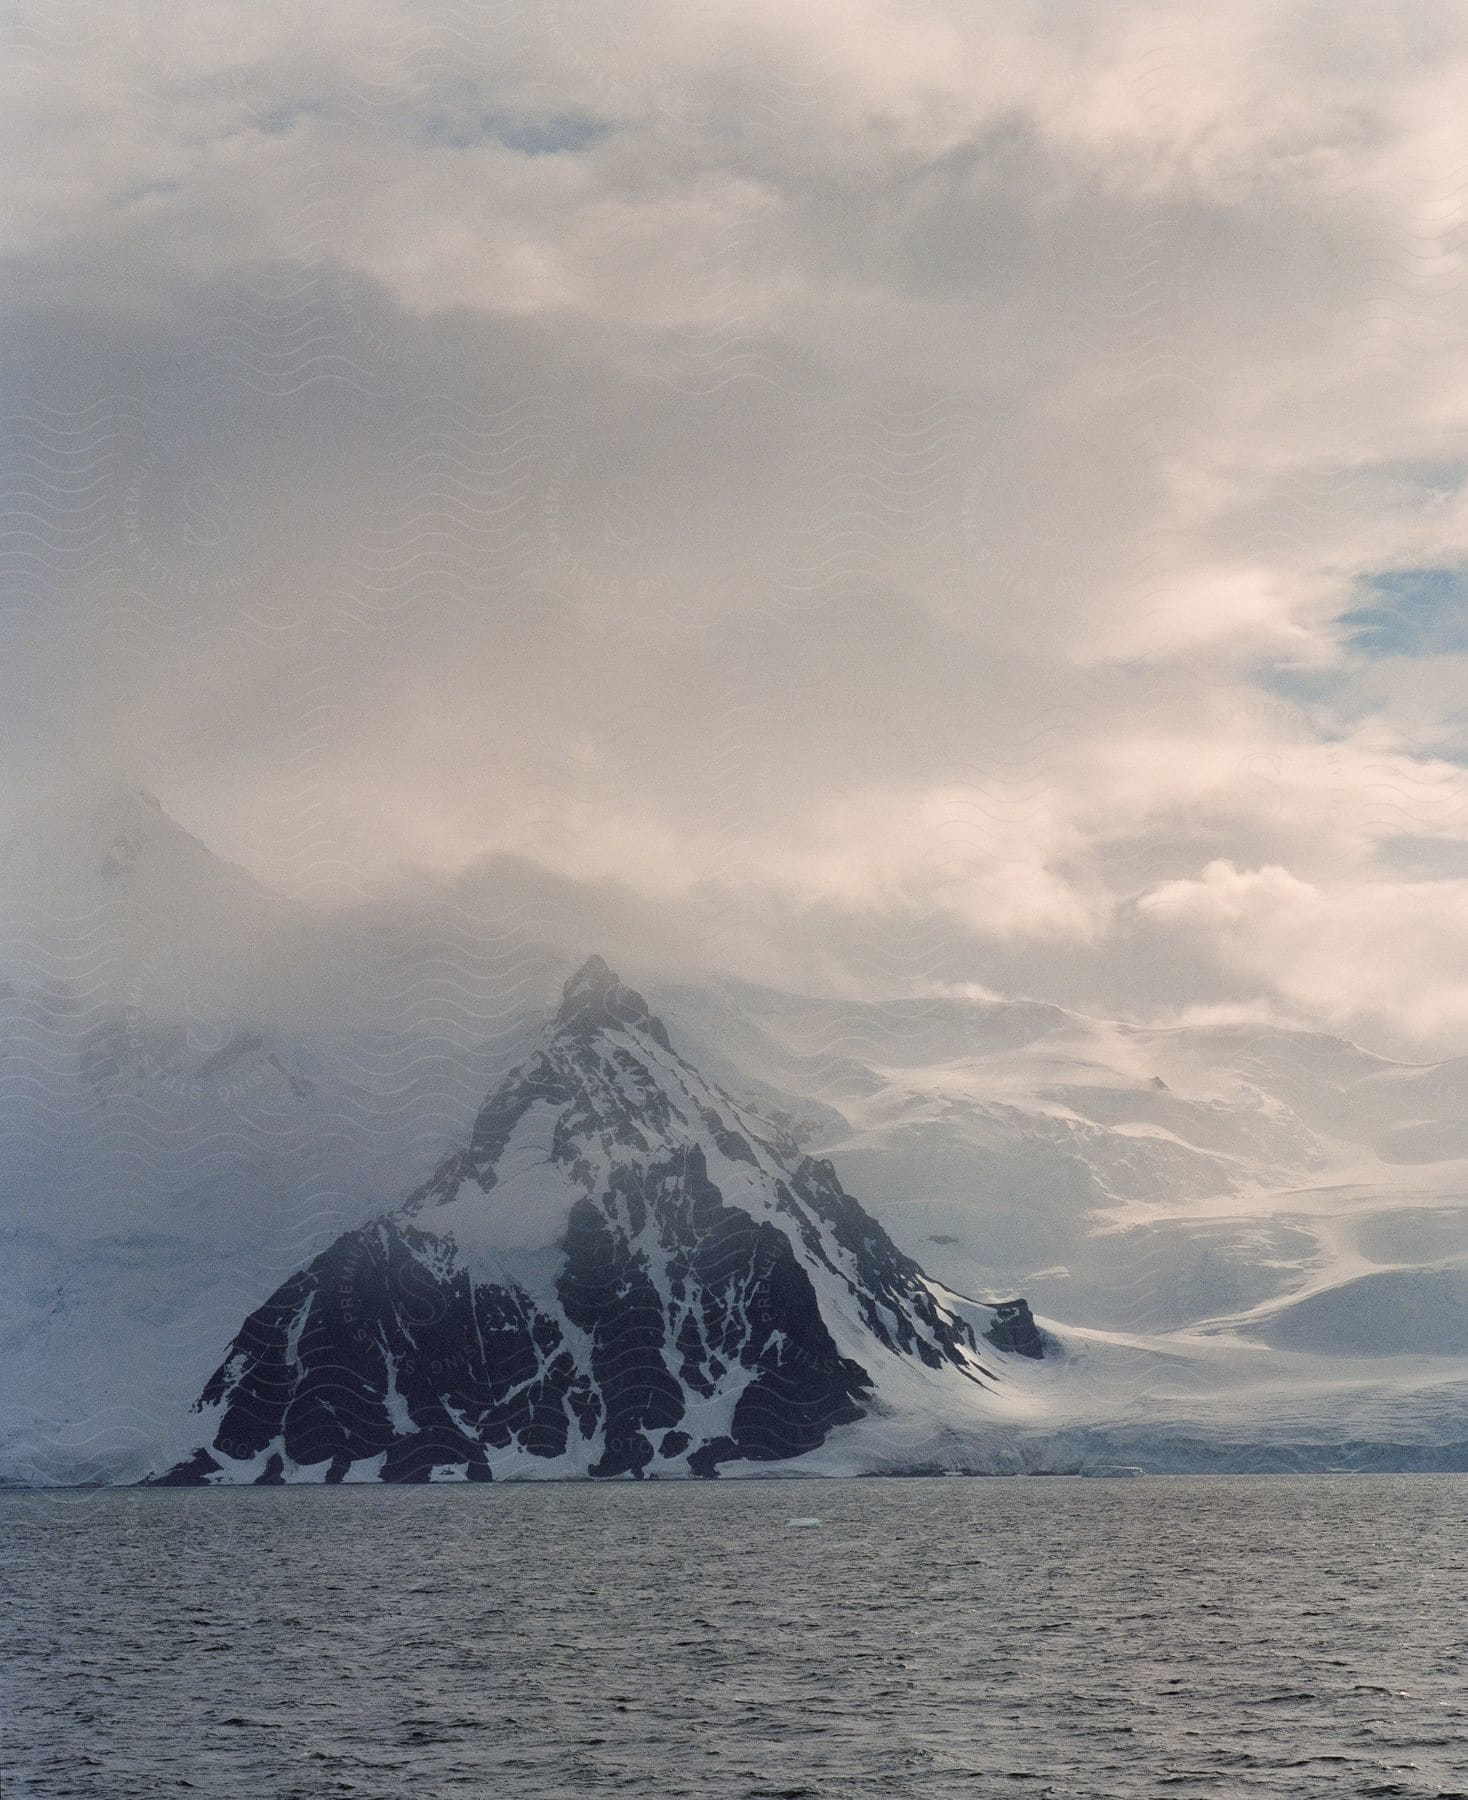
{"left": 7, "top": 0, "right": 1468, "bottom": 1050}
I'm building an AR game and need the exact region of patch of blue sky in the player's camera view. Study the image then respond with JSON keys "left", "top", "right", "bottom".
{"left": 421, "top": 108, "right": 611, "bottom": 155}
{"left": 1342, "top": 566, "right": 1468, "bottom": 658}
{"left": 1253, "top": 665, "right": 1351, "bottom": 708}
{"left": 1251, "top": 655, "right": 1468, "bottom": 763}
{"left": 120, "top": 179, "right": 182, "bottom": 205}
{"left": 236, "top": 96, "right": 335, "bottom": 137}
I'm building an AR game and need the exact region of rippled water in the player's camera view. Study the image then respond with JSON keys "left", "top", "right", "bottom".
{"left": 3, "top": 1475, "right": 1467, "bottom": 1798}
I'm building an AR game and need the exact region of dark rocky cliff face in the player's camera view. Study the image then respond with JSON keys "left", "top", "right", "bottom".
{"left": 984, "top": 1299, "right": 1047, "bottom": 1360}
{"left": 153, "top": 959, "right": 1043, "bottom": 1484}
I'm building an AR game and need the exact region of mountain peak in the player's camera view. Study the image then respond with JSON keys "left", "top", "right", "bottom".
{"left": 561, "top": 952, "right": 617, "bottom": 1001}
{"left": 159, "top": 957, "right": 1028, "bottom": 1485}
{"left": 553, "top": 954, "right": 670, "bottom": 1047}
{"left": 5, "top": 782, "right": 217, "bottom": 887}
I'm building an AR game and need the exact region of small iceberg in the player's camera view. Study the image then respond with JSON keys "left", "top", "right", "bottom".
{"left": 786, "top": 1517, "right": 822, "bottom": 1528}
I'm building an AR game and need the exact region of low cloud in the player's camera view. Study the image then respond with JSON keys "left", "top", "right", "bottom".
{"left": 7, "top": 0, "right": 1468, "bottom": 1052}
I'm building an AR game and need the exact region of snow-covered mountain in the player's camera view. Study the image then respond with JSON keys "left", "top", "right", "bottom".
{"left": 5, "top": 791, "right": 1468, "bottom": 1482}
{"left": 655, "top": 979, "right": 1468, "bottom": 1344}
{"left": 0, "top": 790, "right": 552, "bottom": 1485}
{"left": 152, "top": 958, "right": 1046, "bottom": 1483}
{"left": 641, "top": 979, "right": 1468, "bottom": 1471}
{"left": 0, "top": 786, "right": 291, "bottom": 1019}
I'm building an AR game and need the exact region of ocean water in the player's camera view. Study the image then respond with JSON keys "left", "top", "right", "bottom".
{"left": 2, "top": 1475, "right": 1466, "bottom": 1799}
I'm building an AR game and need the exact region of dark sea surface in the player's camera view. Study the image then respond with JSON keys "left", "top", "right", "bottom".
{"left": 3, "top": 1474, "right": 1467, "bottom": 1798}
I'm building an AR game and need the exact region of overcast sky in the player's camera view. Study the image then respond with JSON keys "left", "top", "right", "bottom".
{"left": 7, "top": 0, "right": 1468, "bottom": 1051}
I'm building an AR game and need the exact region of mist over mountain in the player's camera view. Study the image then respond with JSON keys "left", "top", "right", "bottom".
{"left": 4, "top": 791, "right": 1467, "bottom": 1482}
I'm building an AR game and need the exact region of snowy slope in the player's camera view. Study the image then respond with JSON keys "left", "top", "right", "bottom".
{"left": 655, "top": 981, "right": 1468, "bottom": 1329}
{"left": 639, "top": 980, "right": 1468, "bottom": 1468}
